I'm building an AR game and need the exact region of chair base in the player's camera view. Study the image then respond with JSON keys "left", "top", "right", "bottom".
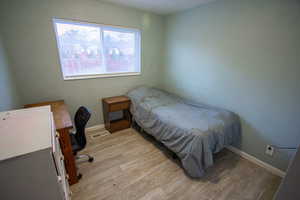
{"left": 75, "top": 154, "right": 94, "bottom": 163}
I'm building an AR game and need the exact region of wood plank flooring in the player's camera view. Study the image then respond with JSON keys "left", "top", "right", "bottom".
{"left": 71, "top": 128, "right": 281, "bottom": 200}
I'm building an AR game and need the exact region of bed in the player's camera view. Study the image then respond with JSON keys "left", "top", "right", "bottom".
{"left": 127, "top": 86, "right": 241, "bottom": 178}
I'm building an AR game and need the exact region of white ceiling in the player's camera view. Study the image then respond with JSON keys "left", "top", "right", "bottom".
{"left": 99, "top": 0, "right": 217, "bottom": 15}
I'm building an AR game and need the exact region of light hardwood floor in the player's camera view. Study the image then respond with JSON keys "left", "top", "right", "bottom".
{"left": 71, "top": 128, "right": 281, "bottom": 200}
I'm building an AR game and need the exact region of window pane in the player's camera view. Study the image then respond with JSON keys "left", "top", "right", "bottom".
{"left": 53, "top": 19, "right": 141, "bottom": 79}
{"left": 103, "top": 29, "right": 137, "bottom": 73}
{"left": 55, "top": 22, "right": 103, "bottom": 76}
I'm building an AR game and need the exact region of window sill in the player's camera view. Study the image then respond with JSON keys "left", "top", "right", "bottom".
{"left": 63, "top": 72, "right": 141, "bottom": 81}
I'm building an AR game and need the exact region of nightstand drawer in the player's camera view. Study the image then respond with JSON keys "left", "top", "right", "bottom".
{"left": 109, "top": 101, "right": 130, "bottom": 112}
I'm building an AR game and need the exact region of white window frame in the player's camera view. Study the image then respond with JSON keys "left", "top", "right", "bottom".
{"left": 52, "top": 18, "right": 141, "bottom": 80}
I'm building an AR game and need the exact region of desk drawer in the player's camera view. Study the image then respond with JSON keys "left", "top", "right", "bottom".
{"left": 53, "top": 134, "right": 64, "bottom": 176}
{"left": 109, "top": 102, "right": 130, "bottom": 112}
{"left": 58, "top": 157, "right": 70, "bottom": 200}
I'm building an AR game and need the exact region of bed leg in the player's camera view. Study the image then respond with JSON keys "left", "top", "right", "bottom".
{"left": 131, "top": 117, "right": 135, "bottom": 128}
{"left": 172, "top": 152, "right": 177, "bottom": 159}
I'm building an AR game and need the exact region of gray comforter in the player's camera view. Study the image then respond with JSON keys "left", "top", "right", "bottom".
{"left": 127, "top": 86, "right": 241, "bottom": 178}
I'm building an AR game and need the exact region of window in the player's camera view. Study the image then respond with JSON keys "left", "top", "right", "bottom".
{"left": 53, "top": 19, "right": 141, "bottom": 80}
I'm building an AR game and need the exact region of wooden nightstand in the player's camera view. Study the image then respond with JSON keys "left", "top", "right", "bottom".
{"left": 102, "top": 96, "right": 131, "bottom": 133}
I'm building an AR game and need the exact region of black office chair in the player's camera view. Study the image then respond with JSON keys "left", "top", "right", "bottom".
{"left": 70, "top": 106, "right": 94, "bottom": 163}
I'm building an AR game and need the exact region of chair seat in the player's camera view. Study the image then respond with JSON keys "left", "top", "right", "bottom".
{"left": 70, "top": 133, "right": 84, "bottom": 154}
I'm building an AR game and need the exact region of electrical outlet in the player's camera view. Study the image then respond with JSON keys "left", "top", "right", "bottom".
{"left": 265, "top": 145, "right": 274, "bottom": 156}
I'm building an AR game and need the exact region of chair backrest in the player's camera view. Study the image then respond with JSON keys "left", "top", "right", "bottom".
{"left": 74, "top": 106, "right": 91, "bottom": 148}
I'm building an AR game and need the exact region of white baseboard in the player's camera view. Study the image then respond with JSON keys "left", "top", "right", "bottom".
{"left": 86, "top": 124, "right": 105, "bottom": 132}
{"left": 227, "top": 146, "right": 286, "bottom": 178}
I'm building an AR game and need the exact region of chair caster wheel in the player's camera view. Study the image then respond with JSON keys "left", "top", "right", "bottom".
{"left": 77, "top": 173, "right": 82, "bottom": 180}
{"left": 88, "top": 157, "right": 94, "bottom": 162}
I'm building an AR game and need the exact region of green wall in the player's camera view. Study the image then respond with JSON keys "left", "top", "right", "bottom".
{"left": 1, "top": 0, "right": 299, "bottom": 171}
{"left": 163, "top": 0, "right": 300, "bottom": 170}
{"left": 0, "top": 35, "right": 20, "bottom": 111}
{"left": 0, "top": 0, "right": 165, "bottom": 126}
